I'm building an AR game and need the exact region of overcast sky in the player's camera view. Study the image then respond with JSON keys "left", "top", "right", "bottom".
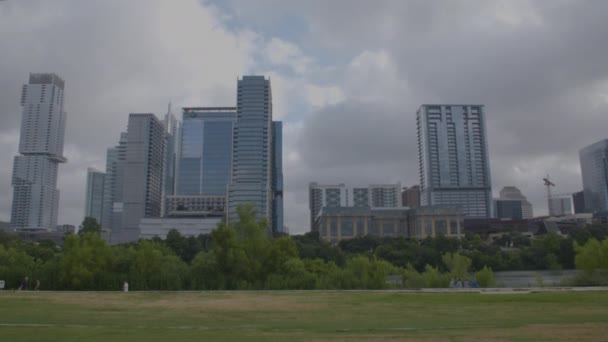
{"left": 1, "top": 0, "right": 607, "bottom": 234}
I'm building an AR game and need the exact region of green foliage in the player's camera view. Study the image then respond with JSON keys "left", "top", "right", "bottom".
{"left": 441, "top": 253, "right": 471, "bottom": 278}
{"left": 474, "top": 266, "right": 496, "bottom": 287}
{"left": 79, "top": 217, "right": 101, "bottom": 235}
{"left": 572, "top": 238, "right": 608, "bottom": 285}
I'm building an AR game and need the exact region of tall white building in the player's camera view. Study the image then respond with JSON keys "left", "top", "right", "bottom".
{"left": 417, "top": 105, "right": 492, "bottom": 218}
{"left": 498, "top": 186, "right": 533, "bottom": 219}
{"left": 11, "top": 73, "right": 67, "bottom": 230}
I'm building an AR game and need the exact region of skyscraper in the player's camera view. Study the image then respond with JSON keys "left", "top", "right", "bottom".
{"left": 227, "top": 76, "right": 274, "bottom": 227}
{"left": 102, "top": 132, "right": 127, "bottom": 230}
{"left": 11, "top": 73, "right": 67, "bottom": 230}
{"left": 84, "top": 168, "right": 105, "bottom": 224}
{"left": 498, "top": 186, "right": 533, "bottom": 219}
{"left": 272, "top": 121, "right": 284, "bottom": 234}
{"left": 111, "top": 114, "right": 165, "bottom": 244}
{"left": 417, "top": 105, "right": 492, "bottom": 218}
{"left": 177, "top": 107, "right": 235, "bottom": 196}
{"left": 162, "top": 105, "right": 179, "bottom": 202}
{"left": 579, "top": 139, "right": 608, "bottom": 213}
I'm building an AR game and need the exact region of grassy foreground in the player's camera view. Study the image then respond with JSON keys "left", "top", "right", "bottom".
{"left": 0, "top": 290, "right": 607, "bottom": 341}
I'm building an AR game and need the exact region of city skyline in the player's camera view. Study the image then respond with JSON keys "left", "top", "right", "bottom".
{"left": 2, "top": 1, "right": 608, "bottom": 233}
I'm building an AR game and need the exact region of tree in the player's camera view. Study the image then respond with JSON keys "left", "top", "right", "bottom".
{"left": 79, "top": 217, "right": 101, "bottom": 235}
{"left": 441, "top": 253, "right": 471, "bottom": 278}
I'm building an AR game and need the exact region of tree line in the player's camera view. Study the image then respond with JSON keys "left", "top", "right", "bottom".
{"left": 1, "top": 205, "right": 607, "bottom": 290}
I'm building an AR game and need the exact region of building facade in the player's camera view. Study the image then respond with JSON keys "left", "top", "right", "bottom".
{"left": 84, "top": 168, "right": 105, "bottom": 224}
{"left": 227, "top": 76, "right": 275, "bottom": 229}
{"left": 579, "top": 139, "right": 608, "bottom": 213}
{"left": 102, "top": 132, "right": 127, "bottom": 230}
{"left": 352, "top": 183, "right": 402, "bottom": 208}
{"left": 309, "top": 183, "right": 349, "bottom": 231}
{"left": 494, "top": 199, "right": 523, "bottom": 220}
{"left": 272, "top": 121, "right": 284, "bottom": 234}
{"left": 498, "top": 186, "right": 533, "bottom": 219}
{"left": 139, "top": 217, "right": 221, "bottom": 240}
{"left": 549, "top": 196, "right": 573, "bottom": 216}
{"left": 111, "top": 114, "right": 166, "bottom": 244}
{"left": 11, "top": 73, "right": 67, "bottom": 230}
{"left": 177, "top": 107, "right": 235, "bottom": 196}
{"left": 402, "top": 185, "right": 421, "bottom": 208}
{"left": 572, "top": 191, "right": 586, "bottom": 214}
{"left": 314, "top": 206, "right": 462, "bottom": 242}
{"left": 417, "top": 105, "right": 492, "bottom": 218}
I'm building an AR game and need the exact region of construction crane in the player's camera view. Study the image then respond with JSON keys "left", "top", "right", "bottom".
{"left": 543, "top": 175, "right": 556, "bottom": 215}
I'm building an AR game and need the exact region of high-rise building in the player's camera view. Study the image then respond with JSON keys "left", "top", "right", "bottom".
{"left": 227, "top": 76, "right": 274, "bottom": 228}
{"left": 352, "top": 183, "right": 402, "bottom": 208}
{"left": 402, "top": 185, "right": 421, "bottom": 208}
{"left": 549, "top": 196, "right": 573, "bottom": 216}
{"left": 102, "top": 132, "right": 127, "bottom": 230}
{"left": 177, "top": 107, "right": 235, "bottom": 196}
{"left": 309, "top": 183, "right": 348, "bottom": 231}
{"left": 579, "top": 139, "right": 608, "bottom": 213}
{"left": 572, "top": 191, "right": 586, "bottom": 214}
{"left": 111, "top": 114, "right": 165, "bottom": 244}
{"left": 272, "top": 121, "right": 284, "bottom": 234}
{"left": 162, "top": 104, "right": 179, "bottom": 204}
{"left": 498, "top": 186, "right": 533, "bottom": 219}
{"left": 10, "top": 73, "right": 67, "bottom": 230}
{"left": 417, "top": 105, "right": 492, "bottom": 218}
{"left": 84, "top": 168, "right": 105, "bottom": 224}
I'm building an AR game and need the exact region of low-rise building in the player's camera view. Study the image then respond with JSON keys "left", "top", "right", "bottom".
{"left": 314, "top": 206, "right": 462, "bottom": 242}
{"left": 139, "top": 217, "right": 222, "bottom": 240}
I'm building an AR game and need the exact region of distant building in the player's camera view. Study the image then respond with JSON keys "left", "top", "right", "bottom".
{"left": 497, "top": 186, "right": 533, "bottom": 219}
{"left": 309, "top": 183, "right": 349, "bottom": 230}
{"left": 84, "top": 168, "right": 105, "bottom": 225}
{"left": 272, "top": 121, "right": 284, "bottom": 234}
{"left": 228, "top": 76, "right": 274, "bottom": 229}
{"left": 11, "top": 73, "right": 67, "bottom": 230}
{"left": 314, "top": 206, "right": 462, "bottom": 242}
{"left": 139, "top": 217, "right": 221, "bottom": 240}
{"left": 495, "top": 199, "right": 523, "bottom": 220}
{"left": 579, "top": 139, "right": 608, "bottom": 213}
{"left": 164, "top": 195, "right": 226, "bottom": 218}
{"left": 402, "top": 185, "right": 421, "bottom": 208}
{"left": 549, "top": 196, "right": 573, "bottom": 216}
{"left": 111, "top": 114, "right": 166, "bottom": 244}
{"left": 572, "top": 191, "right": 586, "bottom": 214}
{"left": 161, "top": 106, "right": 179, "bottom": 214}
{"left": 417, "top": 105, "right": 492, "bottom": 218}
{"left": 352, "top": 183, "right": 402, "bottom": 208}
{"left": 102, "top": 132, "right": 127, "bottom": 230}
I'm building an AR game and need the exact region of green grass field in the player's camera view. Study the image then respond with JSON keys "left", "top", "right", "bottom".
{"left": 0, "top": 290, "right": 607, "bottom": 341}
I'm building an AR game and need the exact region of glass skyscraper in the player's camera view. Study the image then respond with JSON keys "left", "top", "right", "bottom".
{"left": 11, "top": 73, "right": 67, "bottom": 230}
{"left": 417, "top": 105, "right": 492, "bottom": 218}
{"left": 228, "top": 76, "right": 274, "bottom": 228}
{"left": 85, "top": 168, "right": 105, "bottom": 224}
{"left": 579, "top": 139, "right": 608, "bottom": 213}
{"left": 177, "top": 107, "right": 236, "bottom": 196}
{"left": 272, "top": 121, "right": 284, "bottom": 233}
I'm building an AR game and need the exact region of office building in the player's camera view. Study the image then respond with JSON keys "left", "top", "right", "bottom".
{"left": 498, "top": 186, "right": 533, "bottom": 219}
{"left": 309, "top": 183, "right": 349, "bottom": 231}
{"left": 402, "top": 185, "right": 421, "bottom": 208}
{"left": 101, "top": 132, "right": 127, "bottom": 230}
{"left": 10, "top": 73, "right": 67, "bottom": 230}
{"left": 139, "top": 217, "right": 221, "bottom": 240}
{"left": 111, "top": 114, "right": 165, "bottom": 244}
{"left": 272, "top": 121, "right": 284, "bottom": 234}
{"left": 162, "top": 105, "right": 179, "bottom": 209}
{"left": 314, "top": 206, "right": 462, "bottom": 242}
{"left": 494, "top": 199, "right": 523, "bottom": 220}
{"left": 177, "top": 107, "right": 235, "bottom": 196}
{"left": 352, "top": 183, "right": 402, "bottom": 208}
{"left": 549, "top": 196, "right": 573, "bottom": 216}
{"left": 227, "top": 76, "right": 275, "bottom": 229}
{"left": 417, "top": 105, "right": 492, "bottom": 218}
{"left": 84, "top": 168, "right": 105, "bottom": 224}
{"left": 572, "top": 191, "right": 586, "bottom": 214}
{"left": 579, "top": 139, "right": 608, "bottom": 213}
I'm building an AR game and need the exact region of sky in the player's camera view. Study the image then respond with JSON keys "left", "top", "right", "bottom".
{"left": 1, "top": 0, "right": 608, "bottom": 234}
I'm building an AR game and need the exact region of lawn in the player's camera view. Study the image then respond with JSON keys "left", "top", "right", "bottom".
{"left": 0, "top": 290, "right": 607, "bottom": 341}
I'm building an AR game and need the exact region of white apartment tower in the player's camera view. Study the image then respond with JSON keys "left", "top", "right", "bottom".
{"left": 11, "top": 73, "right": 67, "bottom": 230}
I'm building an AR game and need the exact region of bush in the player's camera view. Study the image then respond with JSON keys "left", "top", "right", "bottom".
{"left": 474, "top": 266, "right": 496, "bottom": 287}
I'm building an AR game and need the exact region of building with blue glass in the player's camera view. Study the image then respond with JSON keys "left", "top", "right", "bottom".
{"left": 417, "top": 105, "right": 493, "bottom": 218}
{"left": 177, "top": 107, "right": 236, "bottom": 196}
{"left": 272, "top": 121, "right": 284, "bottom": 234}
{"left": 227, "top": 76, "right": 283, "bottom": 233}
{"left": 579, "top": 139, "right": 608, "bottom": 213}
